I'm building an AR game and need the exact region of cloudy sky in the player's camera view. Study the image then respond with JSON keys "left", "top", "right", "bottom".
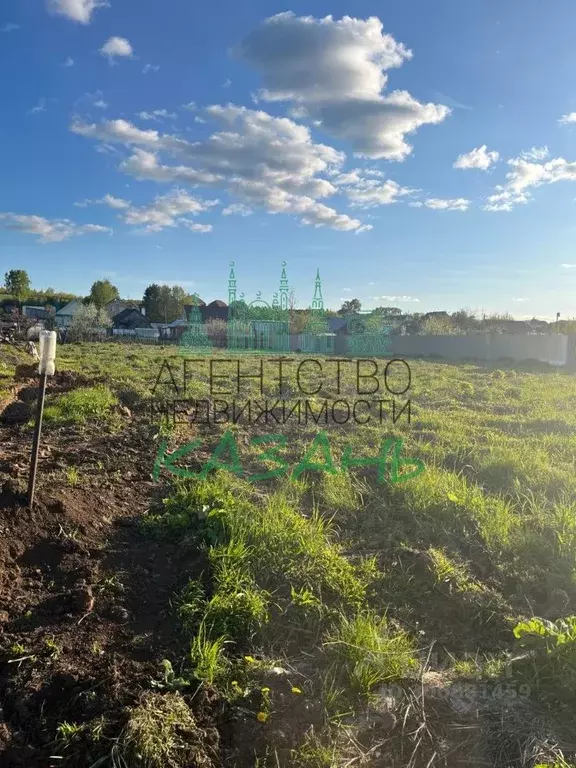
{"left": 2, "top": 0, "right": 576, "bottom": 316}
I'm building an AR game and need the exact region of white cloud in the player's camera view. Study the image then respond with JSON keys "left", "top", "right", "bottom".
{"left": 194, "top": 116, "right": 206, "bottom": 124}
{"left": 222, "top": 203, "right": 253, "bottom": 216}
{"left": 100, "top": 194, "right": 130, "bottom": 209}
{"left": 334, "top": 170, "right": 414, "bottom": 207}
{"left": 72, "top": 107, "right": 370, "bottom": 232}
{"left": 423, "top": 198, "right": 470, "bottom": 211}
{"left": 182, "top": 101, "right": 197, "bottom": 111}
{"left": 0, "top": 213, "right": 112, "bottom": 242}
{"left": 81, "top": 224, "right": 113, "bottom": 234}
{"left": 63, "top": 57, "right": 75, "bottom": 67}
{"left": 100, "top": 36, "right": 133, "bottom": 63}
{"left": 561, "top": 263, "right": 576, "bottom": 269}
{"left": 142, "top": 64, "right": 160, "bottom": 74}
{"left": 75, "top": 90, "right": 108, "bottom": 110}
{"left": 453, "top": 145, "right": 499, "bottom": 171}
{"left": 485, "top": 155, "right": 576, "bottom": 212}
{"left": 180, "top": 221, "right": 213, "bottom": 233}
{"left": 520, "top": 146, "right": 549, "bottom": 161}
{"left": 512, "top": 297, "right": 528, "bottom": 302}
{"left": 28, "top": 98, "right": 47, "bottom": 115}
{"left": 138, "top": 109, "right": 177, "bottom": 122}
{"left": 372, "top": 295, "right": 419, "bottom": 302}
{"left": 121, "top": 188, "right": 217, "bottom": 233}
{"left": 71, "top": 118, "right": 161, "bottom": 147}
{"left": 222, "top": 79, "right": 232, "bottom": 88}
{"left": 76, "top": 194, "right": 131, "bottom": 209}
{"left": 559, "top": 113, "right": 576, "bottom": 125}
{"left": 119, "top": 149, "right": 222, "bottom": 185}
{"left": 237, "top": 12, "right": 450, "bottom": 159}
{"left": 1, "top": 23, "right": 20, "bottom": 32}
{"left": 47, "top": 0, "right": 108, "bottom": 24}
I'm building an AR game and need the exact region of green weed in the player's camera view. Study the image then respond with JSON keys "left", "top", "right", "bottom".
{"left": 324, "top": 613, "right": 418, "bottom": 698}
{"left": 43, "top": 385, "right": 119, "bottom": 426}
{"left": 189, "top": 621, "right": 228, "bottom": 685}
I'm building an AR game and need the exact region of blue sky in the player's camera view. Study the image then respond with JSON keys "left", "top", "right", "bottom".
{"left": 2, "top": 0, "right": 576, "bottom": 317}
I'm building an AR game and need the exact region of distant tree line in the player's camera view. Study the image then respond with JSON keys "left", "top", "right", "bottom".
{"left": 1, "top": 270, "right": 571, "bottom": 334}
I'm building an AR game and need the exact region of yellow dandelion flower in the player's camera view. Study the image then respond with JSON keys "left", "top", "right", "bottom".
{"left": 244, "top": 655, "right": 256, "bottom": 663}
{"left": 261, "top": 687, "right": 270, "bottom": 693}
{"left": 291, "top": 686, "right": 302, "bottom": 695}
{"left": 256, "top": 711, "right": 268, "bottom": 723}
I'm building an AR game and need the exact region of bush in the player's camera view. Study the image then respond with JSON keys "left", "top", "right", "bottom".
{"left": 67, "top": 304, "right": 111, "bottom": 342}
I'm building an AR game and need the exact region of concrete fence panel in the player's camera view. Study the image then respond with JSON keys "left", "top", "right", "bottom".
{"left": 388, "top": 333, "right": 569, "bottom": 366}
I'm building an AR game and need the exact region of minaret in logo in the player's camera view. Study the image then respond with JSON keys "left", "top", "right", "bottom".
{"left": 279, "top": 261, "right": 289, "bottom": 311}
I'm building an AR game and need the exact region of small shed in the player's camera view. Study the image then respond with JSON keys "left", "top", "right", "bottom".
{"left": 162, "top": 318, "right": 189, "bottom": 340}
{"left": 22, "top": 305, "right": 50, "bottom": 321}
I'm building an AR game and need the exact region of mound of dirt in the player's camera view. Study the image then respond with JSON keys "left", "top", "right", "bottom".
{"left": 14, "top": 365, "right": 37, "bottom": 382}
{"left": 0, "top": 402, "right": 31, "bottom": 426}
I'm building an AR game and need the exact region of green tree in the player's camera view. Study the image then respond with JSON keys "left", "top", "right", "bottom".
{"left": 4, "top": 269, "right": 31, "bottom": 307}
{"left": 451, "top": 309, "right": 478, "bottom": 333}
{"left": 338, "top": 298, "right": 362, "bottom": 315}
{"left": 403, "top": 313, "right": 424, "bottom": 335}
{"left": 171, "top": 286, "right": 188, "bottom": 320}
{"left": 143, "top": 284, "right": 163, "bottom": 322}
{"left": 159, "top": 286, "right": 173, "bottom": 323}
{"left": 373, "top": 306, "right": 402, "bottom": 319}
{"left": 421, "top": 315, "right": 457, "bottom": 335}
{"left": 89, "top": 279, "right": 119, "bottom": 309}
{"left": 155, "top": 285, "right": 191, "bottom": 324}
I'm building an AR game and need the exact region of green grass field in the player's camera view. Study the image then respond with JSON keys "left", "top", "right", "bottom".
{"left": 6, "top": 341, "right": 576, "bottom": 767}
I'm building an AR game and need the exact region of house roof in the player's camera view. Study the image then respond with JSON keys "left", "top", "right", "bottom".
{"left": 207, "top": 299, "right": 228, "bottom": 308}
{"left": 105, "top": 299, "right": 140, "bottom": 317}
{"left": 56, "top": 299, "right": 83, "bottom": 315}
{"left": 114, "top": 307, "right": 146, "bottom": 320}
{"left": 424, "top": 311, "right": 450, "bottom": 319}
{"left": 167, "top": 318, "right": 189, "bottom": 327}
{"left": 113, "top": 307, "right": 151, "bottom": 329}
{"left": 184, "top": 298, "right": 207, "bottom": 309}
{"left": 495, "top": 320, "right": 532, "bottom": 332}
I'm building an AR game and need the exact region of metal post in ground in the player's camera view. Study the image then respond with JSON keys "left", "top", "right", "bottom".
{"left": 27, "top": 330, "right": 57, "bottom": 508}
{"left": 27, "top": 372, "right": 47, "bottom": 508}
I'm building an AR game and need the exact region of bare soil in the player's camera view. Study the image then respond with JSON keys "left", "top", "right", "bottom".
{"left": 0, "top": 371, "right": 224, "bottom": 766}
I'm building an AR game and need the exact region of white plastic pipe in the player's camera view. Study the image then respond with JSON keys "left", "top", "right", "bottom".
{"left": 38, "top": 330, "right": 57, "bottom": 376}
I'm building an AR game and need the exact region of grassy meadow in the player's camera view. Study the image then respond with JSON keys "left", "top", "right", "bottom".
{"left": 5, "top": 341, "right": 576, "bottom": 767}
